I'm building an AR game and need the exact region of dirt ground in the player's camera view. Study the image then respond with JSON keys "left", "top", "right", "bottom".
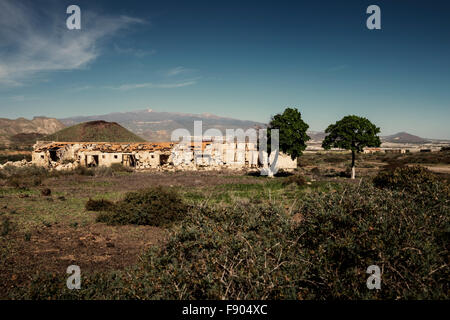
{"left": 1, "top": 152, "right": 448, "bottom": 298}
{"left": 0, "top": 223, "right": 165, "bottom": 297}
{"left": 42, "top": 170, "right": 266, "bottom": 196}
{"left": 0, "top": 170, "right": 267, "bottom": 297}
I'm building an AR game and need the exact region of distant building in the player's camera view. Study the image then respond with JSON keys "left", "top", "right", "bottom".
{"left": 32, "top": 141, "right": 297, "bottom": 172}
{"left": 363, "top": 147, "right": 382, "bottom": 154}
{"left": 384, "top": 149, "right": 407, "bottom": 154}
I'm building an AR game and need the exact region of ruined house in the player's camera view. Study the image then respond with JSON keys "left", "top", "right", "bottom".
{"left": 32, "top": 140, "right": 297, "bottom": 171}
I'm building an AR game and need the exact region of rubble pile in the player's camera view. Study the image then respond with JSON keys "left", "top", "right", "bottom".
{"left": 29, "top": 140, "right": 298, "bottom": 172}
{"left": 0, "top": 159, "right": 33, "bottom": 170}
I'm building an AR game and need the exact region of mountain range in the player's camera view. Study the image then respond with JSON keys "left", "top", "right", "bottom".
{"left": 59, "top": 109, "right": 265, "bottom": 142}
{"left": 0, "top": 110, "right": 446, "bottom": 146}
{"left": 0, "top": 117, "right": 65, "bottom": 146}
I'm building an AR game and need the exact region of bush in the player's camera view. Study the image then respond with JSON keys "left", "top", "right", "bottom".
{"left": 12, "top": 181, "right": 449, "bottom": 300}
{"left": 311, "top": 167, "right": 321, "bottom": 176}
{"left": 0, "top": 217, "right": 13, "bottom": 236}
{"left": 41, "top": 188, "right": 51, "bottom": 196}
{"left": 110, "top": 163, "right": 133, "bottom": 173}
{"left": 291, "top": 182, "right": 449, "bottom": 299}
{"left": 95, "top": 187, "right": 189, "bottom": 227}
{"left": 94, "top": 166, "right": 113, "bottom": 177}
{"left": 338, "top": 167, "right": 351, "bottom": 178}
{"left": 7, "top": 176, "right": 41, "bottom": 189}
{"left": 139, "top": 182, "right": 449, "bottom": 299}
{"left": 2, "top": 165, "right": 48, "bottom": 178}
{"left": 3, "top": 165, "right": 47, "bottom": 189}
{"left": 85, "top": 199, "right": 114, "bottom": 212}
{"left": 323, "top": 155, "right": 347, "bottom": 163}
{"left": 72, "top": 166, "right": 95, "bottom": 176}
{"left": 283, "top": 174, "right": 307, "bottom": 186}
{"left": 373, "top": 165, "right": 444, "bottom": 193}
{"left": 0, "top": 153, "right": 32, "bottom": 165}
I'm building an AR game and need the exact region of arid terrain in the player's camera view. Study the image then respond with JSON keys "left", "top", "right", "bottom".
{"left": 1, "top": 150, "right": 449, "bottom": 299}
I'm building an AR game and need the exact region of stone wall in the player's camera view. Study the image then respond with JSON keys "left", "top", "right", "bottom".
{"left": 31, "top": 141, "right": 298, "bottom": 172}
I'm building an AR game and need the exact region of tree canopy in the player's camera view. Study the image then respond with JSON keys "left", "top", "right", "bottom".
{"left": 268, "top": 108, "right": 310, "bottom": 160}
{"left": 322, "top": 115, "right": 381, "bottom": 179}
{"left": 322, "top": 115, "right": 381, "bottom": 153}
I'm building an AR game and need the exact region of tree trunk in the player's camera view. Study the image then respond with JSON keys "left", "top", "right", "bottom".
{"left": 351, "top": 150, "right": 356, "bottom": 179}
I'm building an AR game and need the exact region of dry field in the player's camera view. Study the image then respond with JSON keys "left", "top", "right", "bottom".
{"left": 0, "top": 151, "right": 448, "bottom": 299}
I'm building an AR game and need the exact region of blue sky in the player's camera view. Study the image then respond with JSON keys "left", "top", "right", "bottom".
{"left": 0, "top": 0, "right": 449, "bottom": 138}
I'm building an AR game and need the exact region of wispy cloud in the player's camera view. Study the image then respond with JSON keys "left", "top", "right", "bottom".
{"left": 106, "top": 79, "right": 198, "bottom": 90}
{"left": 0, "top": 1, "right": 145, "bottom": 86}
{"left": 68, "top": 85, "right": 95, "bottom": 92}
{"left": 166, "top": 66, "right": 193, "bottom": 77}
{"left": 8, "top": 95, "right": 37, "bottom": 102}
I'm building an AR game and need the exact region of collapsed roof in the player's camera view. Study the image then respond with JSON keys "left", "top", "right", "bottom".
{"left": 33, "top": 141, "right": 211, "bottom": 153}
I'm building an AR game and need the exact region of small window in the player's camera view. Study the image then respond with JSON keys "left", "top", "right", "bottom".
{"left": 40, "top": 155, "right": 44, "bottom": 159}
{"left": 151, "top": 155, "right": 154, "bottom": 159}
{"left": 114, "top": 155, "right": 118, "bottom": 159}
{"left": 102, "top": 155, "right": 105, "bottom": 159}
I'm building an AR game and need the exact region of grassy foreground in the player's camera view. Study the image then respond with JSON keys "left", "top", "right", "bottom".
{"left": 0, "top": 154, "right": 449, "bottom": 299}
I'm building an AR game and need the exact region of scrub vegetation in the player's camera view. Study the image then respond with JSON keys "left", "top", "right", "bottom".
{"left": 0, "top": 151, "right": 449, "bottom": 299}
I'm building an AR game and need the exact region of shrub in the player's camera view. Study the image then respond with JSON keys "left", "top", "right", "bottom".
{"left": 373, "top": 165, "right": 444, "bottom": 193}
{"left": 323, "top": 155, "right": 347, "bottom": 163}
{"left": 95, "top": 187, "right": 189, "bottom": 227}
{"left": 110, "top": 163, "right": 133, "bottom": 173}
{"left": 41, "top": 188, "right": 51, "bottom": 196}
{"left": 0, "top": 153, "right": 32, "bottom": 165}
{"left": 292, "top": 182, "right": 448, "bottom": 299}
{"left": 0, "top": 217, "right": 13, "bottom": 236}
{"left": 138, "top": 182, "right": 448, "bottom": 299}
{"left": 12, "top": 183, "right": 449, "bottom": 300}
{"left": 7, "top": 175, "right": 42, "bottom": 189}
{"left": 2, "top": 165, "right": 47, "bottom": 188}
{"left": 94, "top": 166, "right": 113, "bottom": 177}
{"left": 72, "top": 166, "right": 95, "bottom": 176}
{"left": 339, "top": 168, "right": 351, "bottom": 178}
{"left": 2, "top": 165, "right": 48, "bottom": 189}
{"left": 283, "top": 174, "right": 307, "bottom": 186}
{"left": 311, "top": 167, "right": 321, "bottom": 176}
{"left": 24, "top": 232, "right": 31, "bottom": 241}
{"left": 85, "top": 199, "right": 114, "bottom": 212}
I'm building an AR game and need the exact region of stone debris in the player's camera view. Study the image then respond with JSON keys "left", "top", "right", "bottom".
{"left": 16, "top": 140, "right": 298, "bottom": 173}
{"left": 0, "top": 159, "right": 33, "bottom": 170}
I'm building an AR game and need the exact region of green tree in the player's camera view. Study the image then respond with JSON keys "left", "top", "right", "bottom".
{"left": 322, "top": 115, "right": 381, "bottom": 179}
{"left": 268, "top": 108, "right": 310, "bottom": 160}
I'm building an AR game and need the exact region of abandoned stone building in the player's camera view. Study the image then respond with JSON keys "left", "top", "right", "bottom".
{"left": 32, "top": 140, "right": 297, "bottom": 171}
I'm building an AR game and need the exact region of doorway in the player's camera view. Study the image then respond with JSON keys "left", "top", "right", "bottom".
{"left": 160, "top": 154, "right": 170, "bottom": 165}
{"left": 92, "top": 155, "right": 99, "bottom": 167}
{"left": 49, "top": 149, "right": 59, "bottom": 162}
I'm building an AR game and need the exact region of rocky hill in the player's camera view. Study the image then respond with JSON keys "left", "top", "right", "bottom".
{"left": 43, "top": 120, "right": 146, "bottom": 142}
{"left": 0, "top": 117, "right": 65, "bottom": 146}
{"left": 381, "top": 132, "right": 431, "bottom": 144}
